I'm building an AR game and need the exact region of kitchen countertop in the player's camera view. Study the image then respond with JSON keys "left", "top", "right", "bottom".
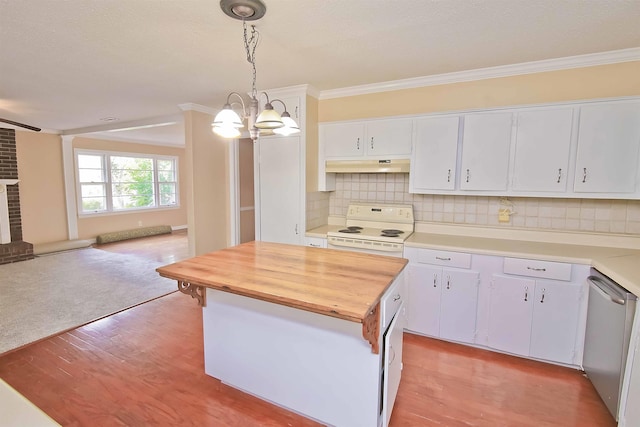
{"left": 157, "top": 241, "right": 407, "bottom": 324}
{"left": 305, "top": 223, "right": 640, "bottom": 296}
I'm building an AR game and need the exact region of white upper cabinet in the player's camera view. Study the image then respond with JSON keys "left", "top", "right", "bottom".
{"left": 573, "top": 100, "right": 640, "bottom": 194}
{"left": 322, "top": 122, "right": 365, "bottom": 157}
{"left": 410, "top": 116, "right": 460, "bottom": 191}
{"left": 459, "top": 112, "right": 513, "bottom": 191}
{"left": 321, "top": 118, "right": 412, "bottom": 159}
{"left": 512, "top": 108, "right": 574, "bottom": 192}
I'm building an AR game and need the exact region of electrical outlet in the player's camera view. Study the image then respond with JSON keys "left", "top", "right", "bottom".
{"left": 498, "top": 210, "right": 510, "bottom": 223}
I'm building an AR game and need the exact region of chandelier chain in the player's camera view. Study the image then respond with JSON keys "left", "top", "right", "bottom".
{"left": 243, "top": 20, "right": 260, "bottom": 99}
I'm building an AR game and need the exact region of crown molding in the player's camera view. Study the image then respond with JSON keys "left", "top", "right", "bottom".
{"left": 178, "top": 103, "right": 217, "bottom": 114}
{"left": 259, "top": 84, "right": 320, "bottom": 99}
{"left": 319, "top": 47, "right": 640, "bottom": 100}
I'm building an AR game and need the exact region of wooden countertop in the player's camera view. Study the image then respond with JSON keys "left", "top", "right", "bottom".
{"left": 156, "top": 241, "right": 407, "bottom": 324}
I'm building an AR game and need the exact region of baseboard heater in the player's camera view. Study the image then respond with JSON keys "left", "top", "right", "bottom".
{"left": 95, "top": 225, "right": 173, "bottom": 245}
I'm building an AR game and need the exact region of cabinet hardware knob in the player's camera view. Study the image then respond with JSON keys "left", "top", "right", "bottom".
{"left": 466, "top": 169, "right": 470, "bottom": 183}
{"left": 583, "top": 167, "right": 587, "bottom": 183}
{"left": 557, "top": 168, "right": 562, "bottom": 184}
{"left": 393, "top": 295, "right": 401, "bottom": 301}
{"left": 356, "top": 137, "right": 360, "bottom": 150}
{"left": 435, "top": 256, "right": 451, "bottom": 261}
{"left": 524, "top": 286, "right": 528, "bottom": 302}
{"left": 295, "top": 224, "right": 299, "bottom": 234}
{"left": 433, "top": 274, "right": 437, "bottom": 287}
{"left": 447, "top": 169, "right": 451, "bottom": 183}
{"left": 526, "top": 266, "right": 546, "bottom": 272}
{"left": 446, "top": 276, "right": 451, "bottom": 289}
{"left": 540, "top": 288, "right": 546, "bottom": 303}
{"left": 370, "top": 137, "right": 374, "bottom": 149}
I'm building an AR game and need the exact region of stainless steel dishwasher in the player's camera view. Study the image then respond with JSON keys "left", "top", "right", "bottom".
{"left": 584, "top": 268, "right": 637, "bottom": 420}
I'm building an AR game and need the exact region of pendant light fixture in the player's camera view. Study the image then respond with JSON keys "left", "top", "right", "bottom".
{"left": 213, "top": 0, "right": 300, "bottom": 141}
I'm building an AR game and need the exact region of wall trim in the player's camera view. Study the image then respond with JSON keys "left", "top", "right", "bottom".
{"left": 178, "top": 103, "right": 217, "bottom": 115}
{"left": 61, "top": 135, "right": 79, "bottom": 240}
{"left": 319, "top": 47, "right": 640, "bottom": 100}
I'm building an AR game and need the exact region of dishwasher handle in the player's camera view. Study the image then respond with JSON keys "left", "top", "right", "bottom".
{"left": 587, "top": 276, "right": 626, "bottom": 305}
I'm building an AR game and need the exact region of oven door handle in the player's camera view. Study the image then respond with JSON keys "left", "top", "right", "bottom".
{"left": 587, "top": 276, "right": 626, "bottom": 305}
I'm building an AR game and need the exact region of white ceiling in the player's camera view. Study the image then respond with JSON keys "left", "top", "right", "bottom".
{"left": 1, "top": 0, "right": 639, "bottom": 145}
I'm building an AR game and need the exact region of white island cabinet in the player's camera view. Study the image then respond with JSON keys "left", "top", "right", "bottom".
{"left": 158, "top": 242, "right": 408, "bottom": 427}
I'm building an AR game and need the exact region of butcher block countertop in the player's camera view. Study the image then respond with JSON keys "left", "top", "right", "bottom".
{"left": 156, "top": 241, "right": 407, "bottom": 324}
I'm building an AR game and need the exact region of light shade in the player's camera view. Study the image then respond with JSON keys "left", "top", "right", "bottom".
{"left": 212, "top": 105, "right": 243, "bottom": 128}
{"left": 273, "top": 115, "right": 300, "bottom": 136}
{"left": 212, "top": 125, "right": 241, "bottom": 138}
{"left": 255, "top": 107, "right": 284, "bottom": 129}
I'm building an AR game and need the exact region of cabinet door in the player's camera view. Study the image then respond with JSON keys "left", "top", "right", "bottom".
{"left": 382, "top": 303, "right": 404, "bottom": 427}
{"left": 460, "top": 112, "right": 513, "bottom": 190}
{"left": 406, "top": 264, "right": 441, "bottom": 336}
{"left": 411, "top": 116, "right": 459, "bottom": 191}
{"left": 487, "top": 274, "right": 534, "bottom": 356}
{"left": 440, "top": 269, "right": 480, "bottom": 343}
{"left": 365, "top": 118, "right": 413, "bottom": 157}
{"left": 257, "top": 136, "right": 302, "bottom": 244}
{"left": 574, "top": 101, "right": 640, "bottom": 193}
{"left": 530, "top": 280, "right": 582, "bottom": 364}
{"left": 512, "top": 108, "right": 574, "bottom": 192}
{"left": 321, "top": 122, "right": 365, "bottom": 158}
{"left": 304, "top": 237, "right": 326, "bottom": 248}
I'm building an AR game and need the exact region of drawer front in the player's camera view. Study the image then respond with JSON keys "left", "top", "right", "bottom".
{"left": 304, "top": 237, "right": 327, "bottom": 248}
{"left": 417, "top": 249, "right": 471, "bottom": 269}
{"left": 381, "top": 272, "right": 405, "bottom": 329}
{"left": 503, "top": 257, "right": 572, "bottom": 281}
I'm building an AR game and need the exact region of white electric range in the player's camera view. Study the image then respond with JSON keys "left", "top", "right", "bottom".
{"left": 327, "top": 203, "right": 414, "bottom": 257}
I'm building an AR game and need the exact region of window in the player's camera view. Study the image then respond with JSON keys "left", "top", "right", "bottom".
{"left": 76, "top": 150, "right": 179, "bottom": 214}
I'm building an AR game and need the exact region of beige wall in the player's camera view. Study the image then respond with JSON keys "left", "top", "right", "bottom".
{"left": 183, "top": 110, "right": 229, "bottom": 256}
{"left": 318, "top": 61, "right": 640, "bottom": 122}
{"left": 16, "top": 131, "right": 68, "bottom": 244}
{"left": 239, "top": 138, "right": 255, "bottom": 243}
{"left": 73, "top": 137, "right": 188, "bottom": 240}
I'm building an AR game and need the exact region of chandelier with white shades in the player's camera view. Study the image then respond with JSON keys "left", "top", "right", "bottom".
{"left": 212, "top": 0, "right": 300, "bottom": 141}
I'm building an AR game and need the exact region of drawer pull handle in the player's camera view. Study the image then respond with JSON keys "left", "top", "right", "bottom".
{"left": 527, "top": 266, "right": 547, "bottom": 272}
{"left": 557, "top": 168, "right": 562, "bottom": 184}
{"left": 447, "top": 169, "right": 451, "bottom": 183}
{"left": 435, "top": 256, "right": 451, "bottom": 261}
{"left": 433, "top": 274, "right": 437, "bottom": 287}
{"left": 466, "top": 169, "right": 470, "bottom": 183}
{"left": 309, "top": 243, "right": 321, "bottom": 247}
{"left": 540, "top": 288, "right": 546, "bottom": 304}
{"left": 356, "top": 137, "right": 360, "bottom": 150}
{"left": 582, "top": 167, "right": 587, "bottom": 183}
{"left": 393, "top": 295, "right": 401, "bottom": 302}
{"left": 524, "top": 286, "right": 529, "bottom": 302}
{"left": 446, "top": 275, "right": 451, "bottom": 290}
{"left": 370, "top": 137, "right": 374, "bottom": 149}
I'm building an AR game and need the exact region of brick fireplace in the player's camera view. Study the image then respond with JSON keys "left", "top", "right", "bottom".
{"left": 0, "top": 128, "right": 34, "bottom": 264}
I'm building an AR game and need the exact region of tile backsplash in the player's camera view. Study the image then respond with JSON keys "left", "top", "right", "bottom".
{"left": 310, "top": 173, "right": 640, "bottom": 235}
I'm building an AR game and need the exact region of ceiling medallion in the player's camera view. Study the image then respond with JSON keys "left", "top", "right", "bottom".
{"left": 219, "top": 0, "right": 266, "bottom": 21}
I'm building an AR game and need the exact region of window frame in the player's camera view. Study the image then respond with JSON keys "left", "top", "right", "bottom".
{"left": 75, "top": 149, "right": 180, "bottom": 217}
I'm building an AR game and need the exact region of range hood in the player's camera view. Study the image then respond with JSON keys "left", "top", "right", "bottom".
{"left": 325, "top": 159, "right": 410, "bottom": 173}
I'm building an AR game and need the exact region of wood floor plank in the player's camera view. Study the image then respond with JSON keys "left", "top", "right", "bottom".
{"left": 0, "top": 233, "right": 617, "bottom": 426}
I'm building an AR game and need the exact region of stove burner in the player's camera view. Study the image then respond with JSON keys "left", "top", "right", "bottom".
{"left": 347, "top": 226, "right": 363, "bottom": 230}
{"left": 381, "top": 229, "right": 404, "bottom": 234}
{"left": 338, "top": 229, "right": 361, "bottom": 234}
{"left": 381, "top": 233, "right": 401, "bottom": 238}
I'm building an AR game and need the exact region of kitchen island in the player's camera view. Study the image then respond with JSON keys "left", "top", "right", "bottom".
{"left": 156, "top": 241, "right": 407, "bottom": 427}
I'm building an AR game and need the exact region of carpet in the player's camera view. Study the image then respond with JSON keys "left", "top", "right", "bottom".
{"left": 0, "top": 248, "right": 177, "bottom": 355}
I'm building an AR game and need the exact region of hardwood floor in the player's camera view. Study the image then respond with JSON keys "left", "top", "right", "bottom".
{"left": 0, "top": 233, "right": 615, "bottom": 426}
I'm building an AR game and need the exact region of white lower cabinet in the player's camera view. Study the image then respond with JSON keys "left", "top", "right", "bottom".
{"left": 304, "top": 236, "right": 327, "bottom": 248}
{"left": 407, "top": 261, "right": 480, "bottom": 344}
{"left": 488, "top": 273, "right": 585, "bottom": 365}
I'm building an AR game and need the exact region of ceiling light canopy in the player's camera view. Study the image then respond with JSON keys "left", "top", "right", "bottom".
{"left": 213, "top": 0, "right": 299, "bottom": 141}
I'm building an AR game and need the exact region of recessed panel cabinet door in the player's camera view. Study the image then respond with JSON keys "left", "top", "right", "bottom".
{"left": 406, "top": 264, "right": 441, "bottom": 336}
{"left": 512, "top": 108, "right": 574, "bottom": 192}
{"left": 460, "top": 112, "right": 513, "bottom": 191}
{"left": 439, "top": 269, "right": 480, "bottom": 343}
{"left": 382, "top": 303, "right": 404, "bottom": 427}
{"left": 574, "top": 101, "right": 640, "bottom": 193}
{"left": 530, "top": 280, "right": 582, "bottom": 364}
{"left": 410, "top": 116, "right": 459, "bottom": 191}
{"left": 257, "top": 136, "right": 301, "bottom": 245}
{"left": 487, "top": 274, "right": 535, "bottom": 356}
